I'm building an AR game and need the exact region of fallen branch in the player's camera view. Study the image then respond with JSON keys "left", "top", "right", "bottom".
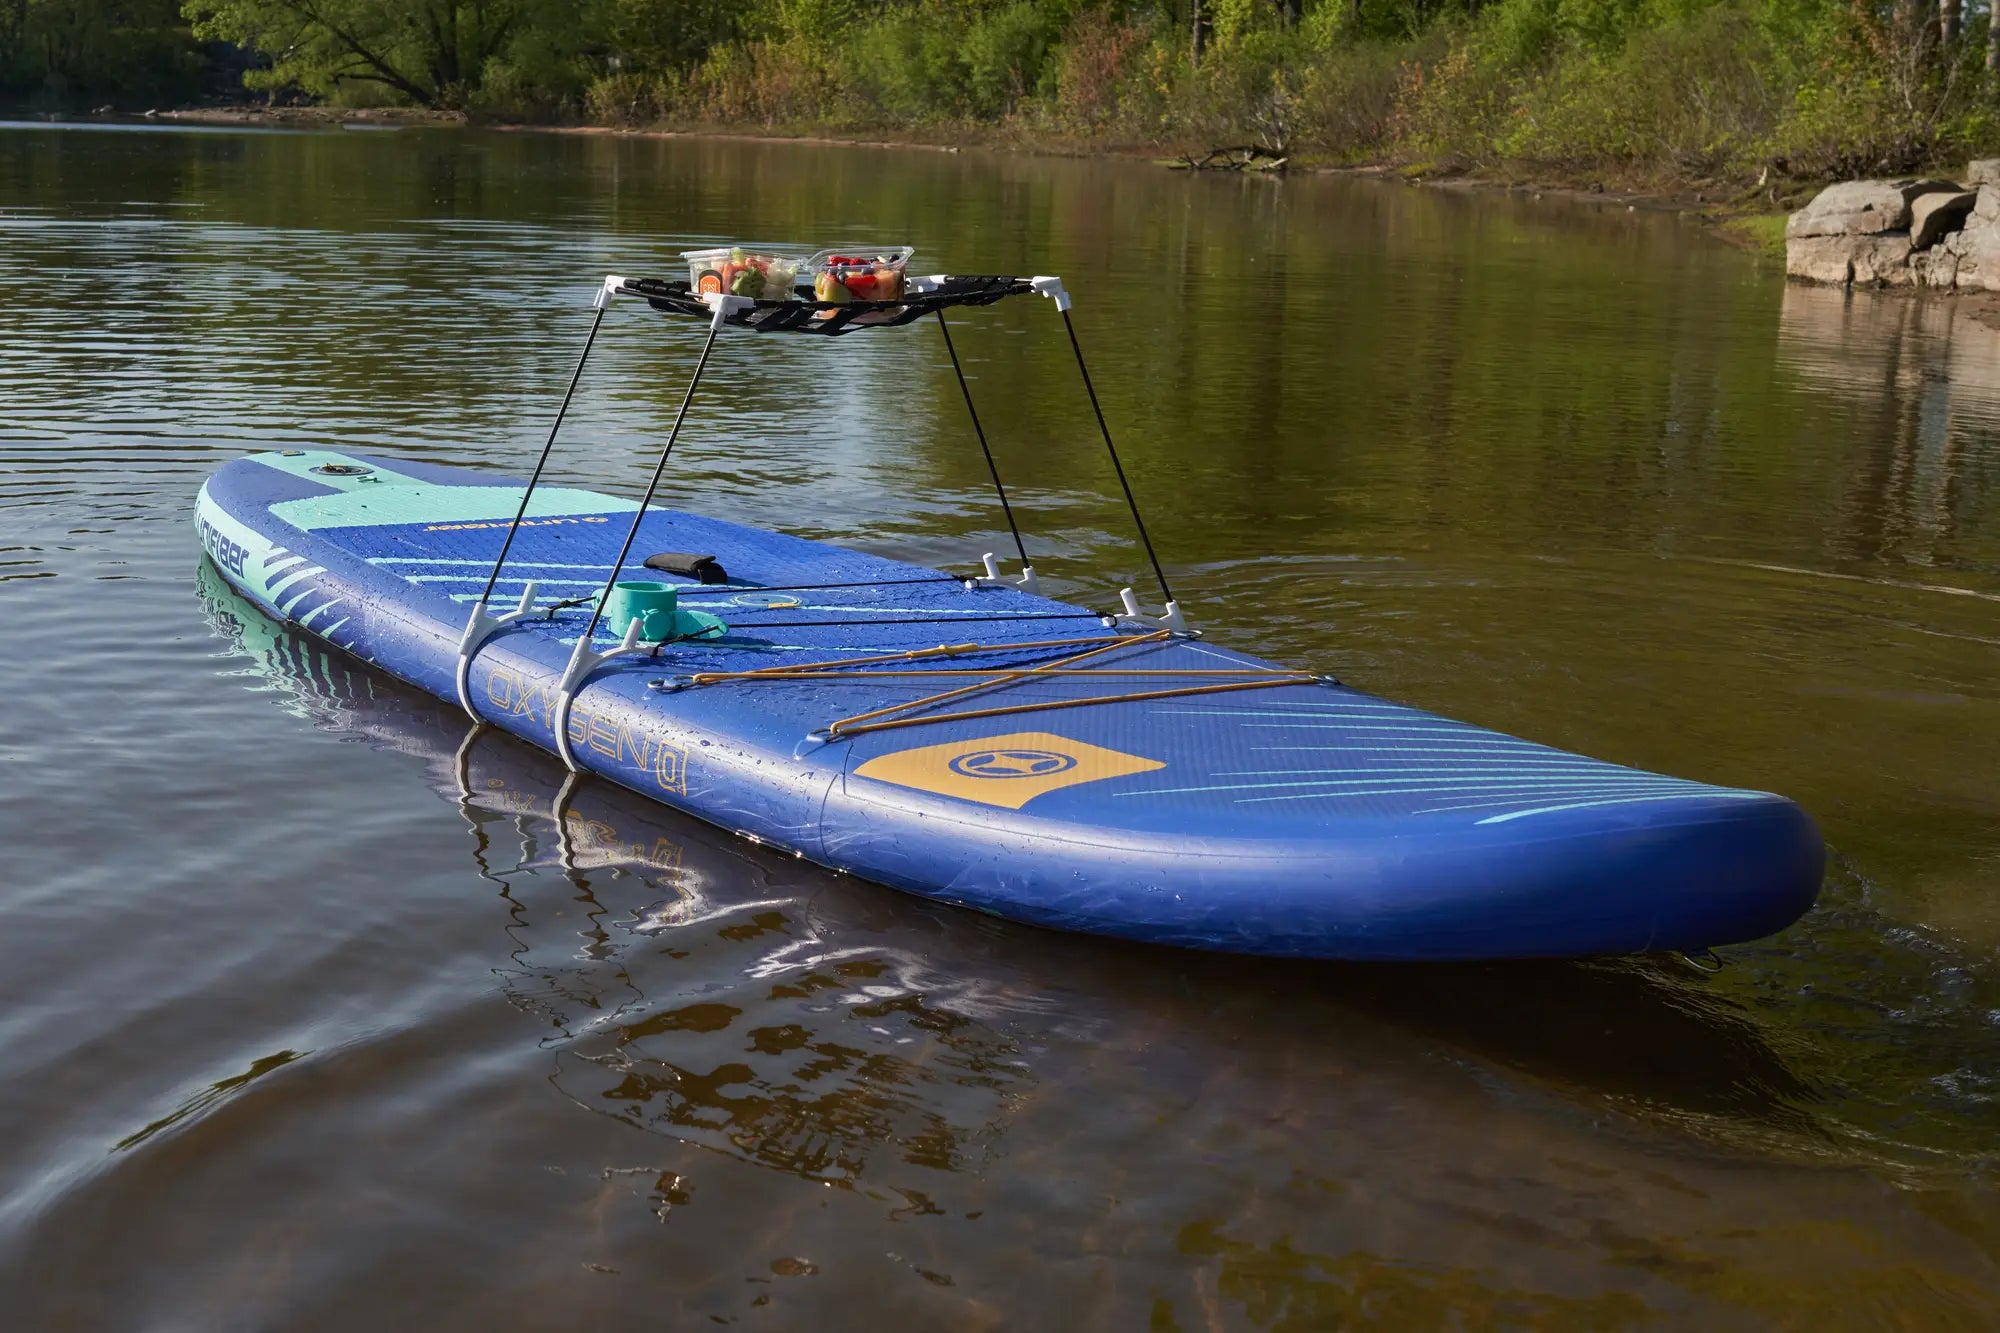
{"left": 1170, "top": 144, "right": 1290, "bottom": 173}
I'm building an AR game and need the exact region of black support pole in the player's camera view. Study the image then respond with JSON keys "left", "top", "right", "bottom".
{"left": 1057, "top": 307, "right": 1175, "bottom": 609}
{"left": 935, "top": 308, "right": 1030, "bottom": 571}
{"left": 576, "top": 320, "right": 724, "bottom": 645}
{"left": 477, "top": 302, "right": 607, "bottom": 608}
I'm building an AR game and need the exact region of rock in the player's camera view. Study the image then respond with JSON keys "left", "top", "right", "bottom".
{"left": 1952, "top": 222, "right": 2000, "bottom": 291}
{"left": 1913, "top": 246, "right": 1959, "bottom": 287}
{"left": 1967, "top": 159, "right": 2000, "bottom": 186}
{"left": 1787, "top": 178, "right": 1962, "bottom": 237}
{"left": 1910, "top": 190, "right": 1976, "bottom": 248}
{"left": 1788, "top": 181, "right": 1905, "bottom": 237}
{"left": 1786, "top": 233, "right": 1855, "bottom": 283}
{"left": 1948, "top": 204, "right": 2000, "bottom": 287}
{"left": 1851, "top": 234, "right": 1914, "bottom": 285}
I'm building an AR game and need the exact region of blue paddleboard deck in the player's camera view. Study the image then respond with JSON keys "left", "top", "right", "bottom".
{"left": 197, "top": 449, "right": 1823, "bottom": 960}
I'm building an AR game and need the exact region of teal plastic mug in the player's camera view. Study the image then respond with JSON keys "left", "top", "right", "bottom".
{"left": 602, "top": 580, "right": 679, "bottom": 640}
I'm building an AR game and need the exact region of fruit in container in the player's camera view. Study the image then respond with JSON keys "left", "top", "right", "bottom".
{"left": 824, "top": 260, "right": 904, "bottom": 302}
{"left": 847, "top": 265, "right": 904, "bottom": 300}
{"left": 806, "top": 248, "right": 913, "bottom": 305}
{"left": 813, "top": 270, "right": 852, "bottom": 303}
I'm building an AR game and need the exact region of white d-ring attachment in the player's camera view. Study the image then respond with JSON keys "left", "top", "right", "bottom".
{"left": 974, "top": 551, "right": 1040, "bottom": 596}
{"left": 455, "top": 582, "right": 542, "bottom": 720}
{"left": 1115, "top": 586, "right": 1186, "bottom": 634}
{"left": 550, "top": 616, "right": 653, "bottom": 773}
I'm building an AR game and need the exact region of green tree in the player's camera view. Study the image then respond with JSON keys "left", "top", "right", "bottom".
{"left": 3, "top": 0, "right": 217, "bottom": 107}
{"left": 598, "top": 0, "right": 746, "bottom": 74}
{"left": 183, "top": 0, "right": 570, "bottom": 107}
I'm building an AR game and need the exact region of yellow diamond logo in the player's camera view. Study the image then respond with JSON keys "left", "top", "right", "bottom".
{"left": 852, "top": 730, "right": 1165, "bottom": 810}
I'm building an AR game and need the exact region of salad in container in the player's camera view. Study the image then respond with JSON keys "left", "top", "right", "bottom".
{"left": 806, "top": 247, "right": 915, "bottom": 304}
{"left": 683, "top": 247, "right": 803, "bottom": 300}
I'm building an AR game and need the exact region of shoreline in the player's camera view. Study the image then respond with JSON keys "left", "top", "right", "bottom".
{"left": 123, "top": 104, "right": 1800, "bottom": 257}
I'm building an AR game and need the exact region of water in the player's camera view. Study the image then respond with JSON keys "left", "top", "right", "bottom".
{"left": 2, "top": 122, "right": 1999, "bottom": 1328}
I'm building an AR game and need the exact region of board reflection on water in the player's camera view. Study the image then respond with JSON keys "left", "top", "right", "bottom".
{"left": 174, "top": 560, "right": 2000, "bottom": 1323}
{"left": 201, "top": 560, "right": 1037, "bottom": 1192}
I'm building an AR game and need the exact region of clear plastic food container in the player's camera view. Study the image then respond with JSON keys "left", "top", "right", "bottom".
{"left": 805, "top": 247, "right": 916, "bottom": 303}
{"left": 681, "top": 247, "right": 802, "bottom": 301}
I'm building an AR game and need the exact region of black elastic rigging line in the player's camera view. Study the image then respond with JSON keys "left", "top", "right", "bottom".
{"left": 762, "top": 638, "right": 1156, "bottom": 673}
{"left": 577, "top": 321, "right": 723, "bottom": 645}
{"left": 935, "top": 308, "right": 1031, "bottom": 570}
{"left": 477, "top": 303, "right": 606, "bottom": 608}
{"left": 1058, "top": 307, "right": 1175, "bottom": 609}
{"left": 712, "top": 611, "right": 1106, "bottom": 630}
{"left": 677, "top": 575, "right": 963, "bottom": 596}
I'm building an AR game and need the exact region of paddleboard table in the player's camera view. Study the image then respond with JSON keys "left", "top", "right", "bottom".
{"left": 195, "top": 270, "right": 1823, "bottom": 960}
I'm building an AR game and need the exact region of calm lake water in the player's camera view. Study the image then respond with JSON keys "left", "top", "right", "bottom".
{"left": 3, "top": 121, "right": 1999, "bottom": 1329}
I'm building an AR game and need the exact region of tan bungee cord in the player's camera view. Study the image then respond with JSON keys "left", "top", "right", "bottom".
{"left": 653, "top": 629, "right": 1325, "bottom": 740}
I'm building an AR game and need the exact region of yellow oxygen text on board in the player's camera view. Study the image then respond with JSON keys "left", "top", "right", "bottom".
{"left": 486, "top": 666, "right": 687, "bottom": 795}
{"left": 852, "top": 731, "right": 1163, "bottom": 810}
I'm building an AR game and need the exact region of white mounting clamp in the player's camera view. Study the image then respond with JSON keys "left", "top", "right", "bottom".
{"left": 551, "top": 616, "right": 653, "bottom": 773}
{"left": 974, "top": 551, "right": 1040, "bottom": 596}
{"left": 1116, "top": 587, "right": 1187, "bottom": 634}
{"left": 700, "top": 291, "right": 756, "bottom": 330}
{"left": 597, "top": 275, "right": 626, "bottom": 308}
{"left": 455, "top": 582, "right": 543, "bottom": 720}
{"left": 1030, "top": 276, "right": 1070, "bottom": 312}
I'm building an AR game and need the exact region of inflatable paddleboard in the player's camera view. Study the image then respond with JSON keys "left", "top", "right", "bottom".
{"left": 196, "top": 447, "right": 1822, "bottom": 960}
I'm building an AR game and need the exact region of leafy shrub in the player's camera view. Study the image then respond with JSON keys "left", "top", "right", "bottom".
{"left": 662, "top": 38, "right": 853, "bottom": 126}
{"left": 1499, "top": 8, "right": 1780, "bottom": 173}
{"left": 1391, "top": 36, "right": 1521, "bottom": 164}
{"left": 963, "top": 2, "right": 1064, "bottom": 116}
{"left": 1294, "top": 38, "right": 1429, "bottom": 157}
{"left": 1050, "top": 4, "right": 1156, "bottom": 131}
{"left": 584, "top": 71, "right": 666, "bottom": 125}
{"left": 1763, "top": 6, "right": 1983, "bottom": 177}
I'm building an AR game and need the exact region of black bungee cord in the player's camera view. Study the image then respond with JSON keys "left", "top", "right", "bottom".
{"left": 1058, "top": 306, "right": 1177, "bottom": 611}
{"left": 935, "top": 307, "right": 1032, "bottom": 574}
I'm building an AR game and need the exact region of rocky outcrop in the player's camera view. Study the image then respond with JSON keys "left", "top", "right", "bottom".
{"left": 1850, "top": 233, "right": 1915, "bottom": 285}
{"left": 1912, "top": 244, "right": 1958, "bottom": 288}
{"left": 1945, "top": 203, "right": 2000, "bottom": 291}
{"left": 1787, "top": 234, "right": 1857, "bottom": 283}
{"left": 1785, "top": 168, "right": 2000, "bottom": 291}
{"left": 1911, "top": 190, "right": 1976, "bottom": 248}
{"left": 1786, "top": 178, "right": 1956, "bottom": 238}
